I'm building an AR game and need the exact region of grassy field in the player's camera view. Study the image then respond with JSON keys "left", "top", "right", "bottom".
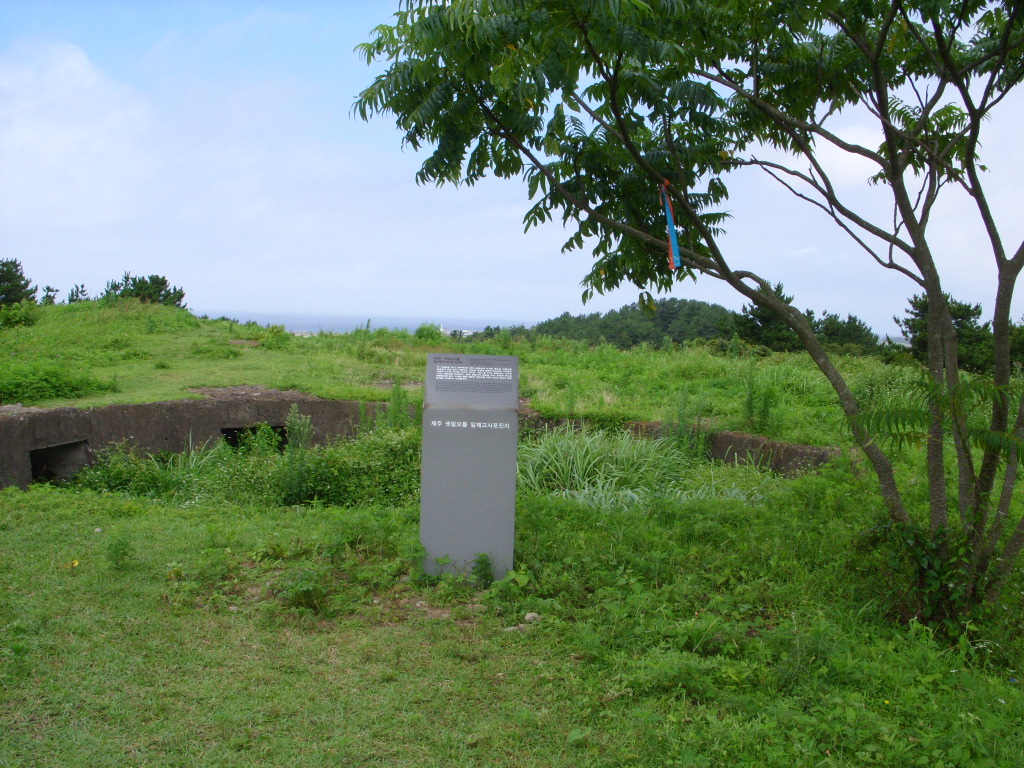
{"left": 0, "top": 301, "right": 913, "bottom": 446}
{"left": 2, "top": 301, "right": 1023, "bottom": 766}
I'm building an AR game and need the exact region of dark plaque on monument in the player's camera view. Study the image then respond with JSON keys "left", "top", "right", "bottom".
{"left": 420, "top": 353, "right": 519, "bottom": 578}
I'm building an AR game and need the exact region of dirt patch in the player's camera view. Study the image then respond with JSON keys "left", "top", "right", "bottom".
{"left": 187, "top": 385, "right": 321, "bottom": 400}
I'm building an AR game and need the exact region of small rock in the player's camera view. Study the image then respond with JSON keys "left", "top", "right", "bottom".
{"left": 94, "top": 528, "right": 103, "bottom": 533}
{"left": 503, "top": 625, "right": 523, "bottom": 632}
{"left": 524, "top": 612, "right": 541, "bottom": 623}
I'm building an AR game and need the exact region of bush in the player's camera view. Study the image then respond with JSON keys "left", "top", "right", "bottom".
{"left": 276, "top": 405, "right": 314, "bottom": 505}
{"left": 75, "top": 443, "right": 185, "bottom": 498}
{"left": 0, "top": 301, "right": 37, "bottom": 329}
{"left": 414, "top": 322, "right": 446, "bottom": 343}
{"left": 0, "top": 363, "right": 117, "bottom": 404}
{"left": 306, "top": 428, "right": 421, "bottom": 508}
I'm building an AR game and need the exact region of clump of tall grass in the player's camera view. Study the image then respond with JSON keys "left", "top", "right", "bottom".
{"left": 277, "top": 404, "right": 314, "bottom": 505}
{"left": 518, "top": 425, "right": 695, "bottom": 495}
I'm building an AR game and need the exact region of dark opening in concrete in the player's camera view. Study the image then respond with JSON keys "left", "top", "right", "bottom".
{"left": 220, "top": 425, "right": 287, "bottom": 449}
{"left": 30, "top": 440, "right": 90, "bottom": 482}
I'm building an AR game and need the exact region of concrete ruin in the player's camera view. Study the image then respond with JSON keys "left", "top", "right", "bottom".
{"left": 0, "top": 389, "right": 383, "bottom": 489}
{"left": 1, "top": 388, "right": 841, "bottom": 490}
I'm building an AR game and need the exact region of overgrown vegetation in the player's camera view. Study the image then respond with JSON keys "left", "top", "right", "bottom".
{"left": 3, "top": 414, "right": 1022, "bottom": 766}
{"left": 2, "top": 298, "right": 1024, "bottom": 764}
{"left": 0, "top": 362, "right": 117, "bottom": 404}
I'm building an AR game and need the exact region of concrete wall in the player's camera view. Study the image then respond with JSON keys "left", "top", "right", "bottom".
{"left": 0, "top": 394, "right": 384, "bottom": 489}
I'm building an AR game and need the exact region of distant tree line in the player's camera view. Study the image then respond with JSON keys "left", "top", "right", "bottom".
{"left": 532, "top": 298, "right": 736, "bottom": 349}
{"left": 478, "top": 286, "right": 1023, "bottom": 371}
{"left": 510, "top": 291, "right": 882, "bottom": 355}
{"left": 892, "top": 293, "right": 1024, "bottom": 375}
{"left": 734, "top": 283, "right": 880, "bottom": 355}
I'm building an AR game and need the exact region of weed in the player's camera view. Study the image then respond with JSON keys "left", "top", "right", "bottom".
{"left": 518, "top": 425, "right": 694, "bottom": 495}
{"left": 743, "top": 359, "right": 779, "bottom": 434}
{"left": 274, "top": 566, "right": 332, "bottom": 615}
{"left": 188, "top": 339, "right": 241, "bottom": 359}
{"left": 104, "top": 535, "right": 137, "bottom": 571}
{"left": 277, "top": 405, "right": 314, "bottom": 505}
{"left": 471, "top": 552, "right": 494, "bottom": 588}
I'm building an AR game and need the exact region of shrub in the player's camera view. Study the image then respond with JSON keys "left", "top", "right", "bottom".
{"left": 0, "top": 301, "right": 38, "bottom": 329}
{"left": 75, "top": 443, "right": 184, "bottom": 498}
{"left": 414, "top": 322, "right": 446, "bottom": 343}
{"left": 258, "top": 324, "right": 292, "bottom": 350}
{"left": 276, "top": 405, "right": 315, "bottom": 505}
{"left": 0, "top": 363, "right": 116, "bottom": 404}
{"left": 306, "top": 428, "right": 421, "bottom": 508}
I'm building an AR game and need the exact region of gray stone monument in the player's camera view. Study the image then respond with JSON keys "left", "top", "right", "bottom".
{"left": 420, "top": 353, "right": 519, "bottom": 579}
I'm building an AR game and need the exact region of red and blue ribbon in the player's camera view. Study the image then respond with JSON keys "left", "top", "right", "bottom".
{"left": 660, "top": 181, "right": 682, "bottom": 271}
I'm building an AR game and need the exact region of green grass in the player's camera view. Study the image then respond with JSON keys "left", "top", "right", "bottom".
{"left": 0, "top": 300, "right": 900, "bottom": 446}
{"left": 3, "top": 300, "right": 1024, "bottom": 765}
{"left": 2, "top": 444, "right": 1022, "bottom": 766}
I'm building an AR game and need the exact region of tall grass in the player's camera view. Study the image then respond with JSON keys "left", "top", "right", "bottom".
{"left": 518, "top": 425, "right": 695, "bottom": 493}
{"left": 75, "top": 417, "right": 421, "bottom": 511}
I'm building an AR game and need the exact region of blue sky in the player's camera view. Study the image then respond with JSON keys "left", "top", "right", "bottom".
{"left": 2, "top": 1, "right": 1022, "bottom": 334}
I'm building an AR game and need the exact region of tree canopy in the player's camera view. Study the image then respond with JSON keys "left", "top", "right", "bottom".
{"left": 0, "top": 259, "right": 36, "bottom": 307}
{"left": 358, "top": 1, "right": 1024, "bottom": 627}
{"left": 895, "top": 293, "right": 995, "bottom": 374}
{"left": 534, "top": 297, "right": 736, "bottom": 348}
{"left": 102, "top": 273, "right": 186, "bottom": 308}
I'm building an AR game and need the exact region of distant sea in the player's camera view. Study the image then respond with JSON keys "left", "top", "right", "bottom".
{"left": 193, "top": 310, "right": 534, "bottom": 335}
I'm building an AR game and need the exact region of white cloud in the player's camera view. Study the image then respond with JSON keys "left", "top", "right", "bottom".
{"left": 0, "top": 41, "right": 154, "bottom": 229}
{"left": 0, "top": 35, "right": 595, "bottom": 322}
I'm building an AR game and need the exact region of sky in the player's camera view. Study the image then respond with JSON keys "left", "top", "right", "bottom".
{"left": 1, "top": 1, "right": 1022, "bottom": 335}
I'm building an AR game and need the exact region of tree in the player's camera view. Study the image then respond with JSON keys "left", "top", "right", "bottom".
{"left": 357, "top": 1, "right": 1024, "bottom": 627}
{"left": 101, "top": 272, "right": 186, "bottom": 308}
{"left": 532, "top": 298, "right": 736, "bottom": 348}
{"left": 895, "top": 294, "right": 994, "bottom": 374}
{"left": 812, "top": 312, "right": 879, "bottom": 353}
{"left": 734, "top": 283, "right": 803, "bottom": 352}
{"left": 0, "top": 259, "right": 36, "bottom": 306}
